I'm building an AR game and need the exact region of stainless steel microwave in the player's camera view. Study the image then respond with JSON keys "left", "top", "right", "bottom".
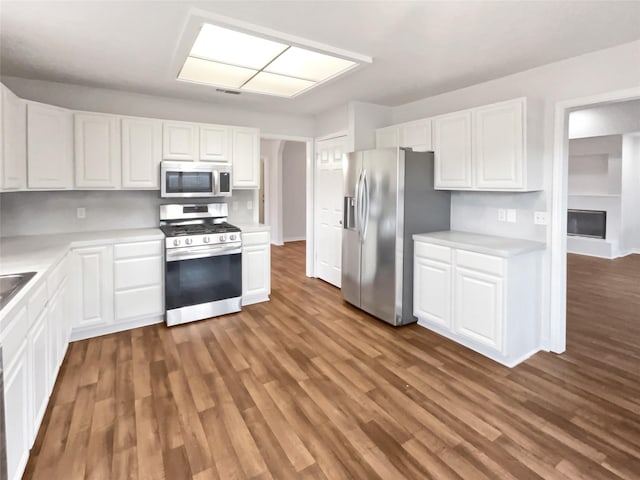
{"left": 160, "top": 161, "right": 232, "bottom": 198}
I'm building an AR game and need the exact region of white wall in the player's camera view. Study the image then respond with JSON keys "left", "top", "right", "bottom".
{"left": 568, "top": 135, "right": 622, "bottom": 195}
{"left": 621, "top": 133, "right": 640, "bottom": 254}
{"left": 281, "top": 141, "right": 307, "bottom": 242}
{"left": 569, "top": 99, "right": 640, "bottom": 139}
{"left": 0, "top": 76, "right": 315, "bottom": 138}
{"left": 314, "top": 104, "right": 349, "bottom": 138}
{"left": 0, "top": 189, "right": 256, "bottom": 237}
{"left": 347, "top": 101, "right": 392, "bottom": 152}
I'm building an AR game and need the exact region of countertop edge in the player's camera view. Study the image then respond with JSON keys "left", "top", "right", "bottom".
{"left": 412, "top": 231, "right": 546, "bottom": 258}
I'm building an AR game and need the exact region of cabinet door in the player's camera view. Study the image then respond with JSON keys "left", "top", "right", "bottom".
{"left": 200, "top": 124, "right": 231, "bottom": 162}
{"left": 75, "top": 112, "right": 121, "bottom": 188}
{"left": 414, "top": 258, "right": 451, "bottom": 328}
{"left": 27, "top": 102, "right": 73, "bottom": 189}
{"left": 1, "top": 86, "right": 27, "bottom": 190}
{"left": 114, "top": 254, "right": 163, "bottom": 321}
{"left": 232, "top": 127, "right": 260, "bottom": 188}
{"left": 433, "top": 111, "right": 472, "bottom": 189}
{"left": 47, "top": 282, "right": 66, "bottom": 386}
{"left": 474, "top": 99, "right": 524, "bottom": 189}
{"left": 71, "top": 245, "right": 114, "bottom": 329}
{"left": 454, "top": 267, "right": 503, "bottom": 352}
{"left": 400, "top": 119, "right": 432, "bottom": 151}
{"left": 4, "top": 342, "right": 30, "bottom": 480}
{"left": 163, "top": 122, "right": 198, "bottom": 160}
{"left": 242, "top": 244, "right": 270, "bottom": 304}
{"left": 121, "top": 117, "right": 162, "bottom": 188}
{"left": 375, "top": 126, "right": 399, "bottom": 149}
{"left": 29, "top": 307, "right": 49, "bottom": 438}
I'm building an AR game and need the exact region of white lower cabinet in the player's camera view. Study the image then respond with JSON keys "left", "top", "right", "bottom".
{"left": 242, "top": 231, "right": 271, "bottom": 306}
{"left": 29, "top": 306, "right": 49, "bottom": 441}
{"left": 3, "top": 341, "right": 30, "bottom": 480}
{"left": 414, "top": 238, "right": 541, "bottom": 367}
{"left": 71, "top": 245, "right": 114, "bottom": 332}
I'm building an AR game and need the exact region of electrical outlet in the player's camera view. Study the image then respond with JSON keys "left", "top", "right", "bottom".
{"left": 247, "top": 200, "right": 253, "bottom": 210}
{"left": 232, "top": 201, "right": 238, "bottom": 211}
{"left": 77, "top": 207, "right": 86, "bottom": 219}
{"left": 534, "top": 211, "right": 548, "bottom": 225}
{"left": 507, "top": 209, "right": 517, "bottom": 223}
{"left": 498, "top": 209, "right": 506, "bottom": 222}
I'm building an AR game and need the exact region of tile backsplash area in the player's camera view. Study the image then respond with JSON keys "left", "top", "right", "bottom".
{"left": 0, "top": 189, "right": 256, "bottom": 237}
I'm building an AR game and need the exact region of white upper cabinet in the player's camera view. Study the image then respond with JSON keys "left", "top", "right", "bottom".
{"left": 0, "top": 85, "right": 27, "bottom": 191}
{"left": 199, "top": 124, "right": 231, "bottom": 162}
{"left": 375, "top": 125, "right": 399, "bottom": 149}
{"left": 75, "top": 112, "right": 121, "bottom": 188}
{"left": 433, "top": 110, "right": 473, "bottom": 189}
{"left": 400, "top": 118, "right": 432, "bottom": 151}
{"left": 474, "top": 99, "right": 524, "bottom": 189}
{"left": 121, "top": 117, "right": 162, "bottom": 188}
{"left": 27, "top": 102, "right": 73, "bottom": 189}
{"left": 434, "top": 98, "right": 542, "bottom": 191}
{"left": 163, "top": 121, "right": 198, "bottom": 160}
{"left": 232, "top": 126, "right": 260, "bottom": 188}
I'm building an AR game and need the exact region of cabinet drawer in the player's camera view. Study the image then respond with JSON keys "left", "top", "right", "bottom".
{"left": 115, "top": 285, "right": 163, "bottom": 321}
{"left": 47, "top": 255, "right": 69, "bottom": 296}
{"left": 456, "top": 249, "right": 504, "bottom": 276}
{"left": 28, "top": 281, "right": 48, "bottom": 325}
{"left": 114, "top": 240, "right": 163, "bottom": 259}
{"left": 1, "top": 306, "right": 28, "bottom": 369}
{"left": 114, "top": 256, "right": 162, "bottom": 290}
{"left": 414, "top": 242, "right": 451, "bottom": 263}
{"left": 242, "top": 231, "right": 269, "bottom": 247}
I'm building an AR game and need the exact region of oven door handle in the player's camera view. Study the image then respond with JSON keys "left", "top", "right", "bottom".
{"left": 166, "top": 244, "right": 242, "bottom": 262}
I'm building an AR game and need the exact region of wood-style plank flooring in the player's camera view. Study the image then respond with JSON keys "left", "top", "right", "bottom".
{"left": 24, "top": 245, "right": 640, "bottom": 479}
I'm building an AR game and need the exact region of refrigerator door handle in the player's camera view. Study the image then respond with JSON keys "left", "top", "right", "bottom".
{"left": 355, "top": 170, "right": 364, "bottom": 239}
{"left": 362, "top": 170, "right": 370, "bottom": 242}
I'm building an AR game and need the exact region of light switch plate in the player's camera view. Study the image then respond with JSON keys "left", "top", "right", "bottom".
{"left": 498, "top": 209, "right": 507, "bottom": 222}
{"left": 247, "top": 200, "right": 253, "bottom": 210}
{"left": 507, "top": 209, "right": 517, "bottom": 223}
{"left": 77, "top": 207, "right": 86, "bottom": 219}
{"left": 534, "top": 211, "right": 548, "bottom": 225}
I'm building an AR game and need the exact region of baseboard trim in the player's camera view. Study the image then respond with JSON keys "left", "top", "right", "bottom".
{"left": 284, "top": 236, "right": 306, "bottom": 243}
{"left": 70, "top": 315, "right": 164, "bottom": 341}
{"left": 242, "top": 295, "right": 270, "bottom": 306}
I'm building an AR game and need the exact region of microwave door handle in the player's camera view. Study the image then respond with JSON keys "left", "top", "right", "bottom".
{"left": 212, "top": 170, "right": 219, "bottom": 195}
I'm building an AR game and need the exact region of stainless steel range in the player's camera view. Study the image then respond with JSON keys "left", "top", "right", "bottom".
{"left": 160, "top": 203, "right": 242, "bottom": 326}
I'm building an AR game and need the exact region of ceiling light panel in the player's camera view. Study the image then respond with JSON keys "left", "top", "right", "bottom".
{"left": 179, "top": 57, "right": 256, "bottom": 88}
{"left": 242, "top": 72, "right": 315, "bottom": 97}
{"left": 264, "top": 47, "right": 357, "bottom": 82}
{"left": 189, "top": 24, "right": 288, "bottom": 69}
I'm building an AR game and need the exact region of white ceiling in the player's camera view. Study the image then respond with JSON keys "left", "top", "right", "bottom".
{"left": 1, "top": 1, "right": 639, "bottom": 116}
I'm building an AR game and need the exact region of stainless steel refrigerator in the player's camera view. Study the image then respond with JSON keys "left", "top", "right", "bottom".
{"left": 342, "top": 148, "right": 451, "bottom": 326}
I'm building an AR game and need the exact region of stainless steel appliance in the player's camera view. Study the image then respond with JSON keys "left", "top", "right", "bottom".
{"left": 160, "top": 203, "right": 242, "bottom": 326}
{"left": 160, "top": 161, "right": 232, "bottom": 198}
{"left": 342, "top": 148, "right": 451, "bottom": 326}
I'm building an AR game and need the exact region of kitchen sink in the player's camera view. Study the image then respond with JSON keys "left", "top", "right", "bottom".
{"left": 0, "top": 272, "right": 37, "bottom": 311}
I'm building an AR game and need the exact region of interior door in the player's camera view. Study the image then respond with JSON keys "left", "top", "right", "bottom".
{"left": 315, "top": 136, "right": 346, "bottom": 287}
{"left": 360, "top": 149, "right": 398, "bottom": 323}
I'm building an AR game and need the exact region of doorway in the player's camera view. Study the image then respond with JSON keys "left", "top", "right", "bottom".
{"left": 549, "top": 88, "right": 640, "bottom": 353}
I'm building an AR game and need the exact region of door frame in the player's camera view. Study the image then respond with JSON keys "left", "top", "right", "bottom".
{"left": 548, "top": 86, "right": 640, "bottom": 353}
{"left": 261, "top": 133, "right": 315, "bottom": 277}
{"left": 313, "top": 131, "right": 349, "bottom": 282}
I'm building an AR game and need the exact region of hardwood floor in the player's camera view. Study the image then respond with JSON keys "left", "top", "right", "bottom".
{"left": 24, "top": 244, "right": 640, "bottom": 479}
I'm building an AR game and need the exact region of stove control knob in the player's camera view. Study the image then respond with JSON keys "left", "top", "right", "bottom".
{"left": 203, "top": 236, "right": 210, "bottom": 243}
{"left": 173, "top": 239, "right": 181, "bottom": 247}
{"left": 185, "top": 238, "right": 193, "bottom": 245}
{"left": 219, "top": 235, "right": 226, "bottom": 242}
{"left": 230, "top": 234, "right": 237, "bottom": 241}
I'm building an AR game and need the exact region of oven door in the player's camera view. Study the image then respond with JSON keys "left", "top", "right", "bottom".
{"left": 165, "top": 244, "right": 242, "bottom": 325}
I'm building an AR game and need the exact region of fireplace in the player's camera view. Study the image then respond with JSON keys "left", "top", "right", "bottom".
{"left": 567, "top": 209, "right": 606, "bottom": 239}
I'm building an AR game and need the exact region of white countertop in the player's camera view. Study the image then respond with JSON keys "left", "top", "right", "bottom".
{"left": 0, "top": 228, "right": 163, "bottom": 323}
{"left": 412, "top": 230, "right": 546, "bottom": 257}
{"left": 236, "top": 223, "right": 271, "bottom": 233}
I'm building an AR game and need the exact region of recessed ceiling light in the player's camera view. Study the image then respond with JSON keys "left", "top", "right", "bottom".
{"left": 179, "top": 57, "right": 256, "bottom": 88}
{"left": 243, "top": 72, "right": 315, "bottom": 97}
{"left": 177, "top": 22, "right": 371, "bottom": 98}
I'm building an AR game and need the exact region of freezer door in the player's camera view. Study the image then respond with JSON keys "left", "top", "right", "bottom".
{"left": 360, "top": 148, "right": 399, "bottom": 323}
{"left": 341, "top": 152, "right": 362, "bottom": 307}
